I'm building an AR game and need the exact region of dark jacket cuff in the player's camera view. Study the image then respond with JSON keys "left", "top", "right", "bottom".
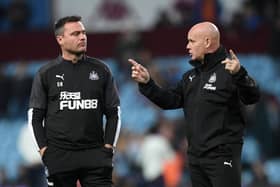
{"left": 139, "top": 79, "right": 154, "bottom": 89}
{"left": 232, "top": 66, "right": 247, "bottom": 81}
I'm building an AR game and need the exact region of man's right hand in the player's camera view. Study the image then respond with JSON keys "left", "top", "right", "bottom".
{"left": 39, "top": 146, "right": 47, "bottom": 157}
{"left": 128, "top": 59, "right": 150, "bottom": 84}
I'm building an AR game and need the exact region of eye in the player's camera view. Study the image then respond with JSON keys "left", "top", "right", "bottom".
{"left": 71, "top": 31, "right": 80, "bottom": 36}
{"left": 71, "top": 31, "right": 86, "bottom": 36}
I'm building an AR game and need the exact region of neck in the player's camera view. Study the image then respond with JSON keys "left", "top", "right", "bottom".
{"left": 207, "top": 44, "right": 220, "bottom": 54}
{"left": 62, "top": 51, "right": 84, "bottom": 63}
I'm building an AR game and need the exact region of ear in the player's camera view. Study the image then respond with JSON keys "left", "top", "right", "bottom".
{"left": 56, "top": 35, "right": 63, "bottom": 45}
{"left": 205, "top": 37, "right": 211, "bottom": 48}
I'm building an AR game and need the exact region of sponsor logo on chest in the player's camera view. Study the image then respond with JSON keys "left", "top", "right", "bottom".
{"left": 55, "top": 72, "right": 99, "bottom": 110}
{"left": 59, "top": 91, "right": 98, "bottom": 110}
{"left": 203, "top": 72, "right": 217, "bottom": 91}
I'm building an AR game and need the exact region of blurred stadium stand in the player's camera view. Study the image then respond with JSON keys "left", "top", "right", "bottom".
{"left": 0, "top": 0, "right": 280, "bottom": 187}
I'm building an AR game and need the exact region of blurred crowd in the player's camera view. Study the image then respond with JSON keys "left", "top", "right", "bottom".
{"left": 1, "top": 0, "right": 280, "bottom": 187}
{"left": 0, "top": 0, "right": 279, "bottom": 33}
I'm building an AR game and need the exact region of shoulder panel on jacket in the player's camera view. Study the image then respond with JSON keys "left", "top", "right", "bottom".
{"left": 85, "top": 56, "right": 111, "bottom": 73}
{"left": 38, "top": 57, "right": 61, "bottom": 75}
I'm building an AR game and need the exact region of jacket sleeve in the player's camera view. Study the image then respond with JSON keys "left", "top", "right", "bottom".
{"left": 28, "top": 70, "right": 48, "bottom": 150}
{"left": 138, "top": 78, "right": 183, "bottom": 109}
{"left": 104, "top": 69, "right": 121, "bottom": 147}
{"left": 28, "top": 108, "right": 47, "bottom": 150}
{"left": 233, "top": 66, "right": 260, "bottom": 105}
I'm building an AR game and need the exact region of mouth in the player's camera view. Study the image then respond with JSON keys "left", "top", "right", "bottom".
{"left": 78, "top": 44, "right": 86, "bottom": 48}
{"left": 78, "top": 42, "right": 86, "bottom": 47}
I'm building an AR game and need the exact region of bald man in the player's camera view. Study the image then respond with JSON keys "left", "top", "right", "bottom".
{"left": 128, "top": 22, "right": 260, "bottom": 187}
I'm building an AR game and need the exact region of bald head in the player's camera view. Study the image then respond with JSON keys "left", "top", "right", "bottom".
{"left": 191, "top": 22, "right": 220, "bottom": 51}
{"left": 186, "top": 22, "right": 220, "bottom": 61}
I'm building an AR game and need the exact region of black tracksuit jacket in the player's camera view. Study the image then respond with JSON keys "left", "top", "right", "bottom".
{"left": 139, "top": 47, "right": 260, "bottom": 157}
{"left": 28, "top": 55, "right": 121, "bottom": 152}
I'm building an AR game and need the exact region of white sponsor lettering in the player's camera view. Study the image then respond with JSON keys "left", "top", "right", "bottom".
{"left": 203, "top": 83, "right": 216, "bottom": 91}
{"left": 60, "top": 99, "right": 98, "bottom": 110}
{"left": 60, "top": 91, "right": 80, "bottom": 100}
{"left": 59, "top": 91, "right": 98, "bottom": 110}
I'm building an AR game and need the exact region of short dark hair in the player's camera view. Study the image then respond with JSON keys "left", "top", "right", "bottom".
{"left": 54, "top": 15, "right": 82, "bottom": 36}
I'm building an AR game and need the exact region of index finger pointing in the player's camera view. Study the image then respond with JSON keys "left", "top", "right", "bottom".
{"left": 229, "top": 49, "right": 237, "bottom": 60}
{"left": 128, "top": 58, "right": 138, "bottom": 66}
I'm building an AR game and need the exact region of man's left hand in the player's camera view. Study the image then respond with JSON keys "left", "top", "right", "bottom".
{"left": 221, "top": 49, "right": 241, "bottom": 74}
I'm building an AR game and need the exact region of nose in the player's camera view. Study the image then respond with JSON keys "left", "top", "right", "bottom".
{"left": 186, "top": 43, "right": 190, "bottom": 52}
{"left": 80, "top": 33, "right": 86, "bottom": 40}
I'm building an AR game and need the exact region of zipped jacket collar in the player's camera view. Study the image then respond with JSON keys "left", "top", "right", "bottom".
{"left": 189, "top": 46, "right": 228, "bottom": 72}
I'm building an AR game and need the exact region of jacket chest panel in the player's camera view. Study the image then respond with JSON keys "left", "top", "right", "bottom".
{"left": 47, "top": 65, "right": 104, "bottom": 100}
{"left": 184, "top": 70, "right": 231, "bottom": 105}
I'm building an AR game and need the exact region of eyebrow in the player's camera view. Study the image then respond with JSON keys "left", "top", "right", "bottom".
{"left": 70, "top": 30, "right": 86, "bottom": 35}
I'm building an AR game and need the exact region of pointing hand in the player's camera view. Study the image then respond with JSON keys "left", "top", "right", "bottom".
{"left": 128, "top": 59, "right": 150, "bottom": 83}
{"left": 221, "top": 49, "right": 241, "bottom": 74}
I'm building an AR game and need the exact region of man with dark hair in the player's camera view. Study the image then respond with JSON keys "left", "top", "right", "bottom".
{"left": 28, "top": 15, "right": 121, "bottom": 187}
{"left": 129, "top": 22, "right": 260, "bottom": 187}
